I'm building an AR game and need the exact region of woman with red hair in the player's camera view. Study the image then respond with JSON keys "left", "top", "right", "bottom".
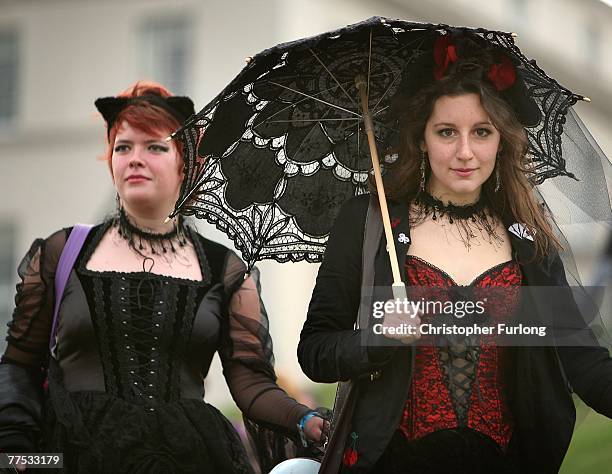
{"left": 0, "top": 81, "right": 324, "bottom": 473}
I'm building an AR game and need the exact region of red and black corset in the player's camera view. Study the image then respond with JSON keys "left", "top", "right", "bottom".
{"left": 398, "top": 255, "right": 522, "bottom": 450}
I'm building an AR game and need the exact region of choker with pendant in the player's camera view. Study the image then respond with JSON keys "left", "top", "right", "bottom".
{"left": 414, "top": 190, "right": 501, "bottom": 247}
{"left": 115, "top": 207, "right": 188, "bottom": 256}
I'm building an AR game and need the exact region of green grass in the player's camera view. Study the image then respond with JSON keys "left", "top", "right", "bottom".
{"left": 560, "top": 400, "right": 612, "bottom": 474}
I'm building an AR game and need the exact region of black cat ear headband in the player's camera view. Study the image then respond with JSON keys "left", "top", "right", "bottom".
{"left": 94, "top": 94, "right": 195, "bottom": 140}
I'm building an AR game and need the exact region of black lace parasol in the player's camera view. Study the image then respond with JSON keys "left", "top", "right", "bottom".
{"left": 169, "top": 17, "right": 592, "bottom": 269}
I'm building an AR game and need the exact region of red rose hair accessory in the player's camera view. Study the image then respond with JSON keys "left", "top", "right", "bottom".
{"left": 433, "top": 36, "right": 458, "bottom": 80}
{"left": 487, "top": 55, "right": 517, "bottom": 91}
{"left": 432, "top": 34, "right": 518, "bottom": 92}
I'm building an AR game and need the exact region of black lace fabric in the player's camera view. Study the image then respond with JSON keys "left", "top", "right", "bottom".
{"left": 0, "top": 221, "right": 310, "bottom": 473}
{"left": 537, "top": 108, "right": 612, "bottom": 345}
{"left": 43, "top": 357, "right": 253, "bottom": 474}
{"left": 0, "top": 230, "right": 67, "bottom": 452}
{"left": 170, "top": 17, "right": 589, "bottom": 274}
{"left": 3, "top": 230, "right": 67, "bottom": 368}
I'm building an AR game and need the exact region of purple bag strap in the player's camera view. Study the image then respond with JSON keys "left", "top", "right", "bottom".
{"left": 50, "top": 224, "right": 94, "bottom": 354}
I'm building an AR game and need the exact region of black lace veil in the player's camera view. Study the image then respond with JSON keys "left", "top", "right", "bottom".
{"left": 537, "top": 107, "right": 612, "bottom": 346}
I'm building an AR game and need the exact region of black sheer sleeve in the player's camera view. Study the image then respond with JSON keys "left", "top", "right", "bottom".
{"left": 0, "top": 229, "right": 67, "bottom": 451}
{"left": 218, "top": 251, "right": 311, "bottom": 471}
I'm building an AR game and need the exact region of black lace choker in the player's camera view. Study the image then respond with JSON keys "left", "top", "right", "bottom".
{"left": 414, "top": 190, "right": 501, "bottom": 248}
{"left": 416, "top": 190, "right": 486, "bottom": 223}
{"left": 116, "top": 207, "right": 188, "bottom": 256}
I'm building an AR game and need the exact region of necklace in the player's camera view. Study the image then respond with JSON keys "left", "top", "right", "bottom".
{"left": 414, "top": 190, "right": 502, "bottom": 248}
{"left": 416, "top": 190, "right": 486, "bottom": 223}
{"left": 113, "top": 208, "right": 191, "bottom": 310}
{"left": 115, "top": 207, "right": 188, "bottom": 257}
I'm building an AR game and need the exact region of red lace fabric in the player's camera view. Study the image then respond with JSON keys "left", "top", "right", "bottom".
{"left": 399, "top": 255, "right": 522, "bottom": 450}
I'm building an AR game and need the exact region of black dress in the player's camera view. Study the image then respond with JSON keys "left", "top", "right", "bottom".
{"left": 0, "top": 221, "right": 310, "bottom": 473}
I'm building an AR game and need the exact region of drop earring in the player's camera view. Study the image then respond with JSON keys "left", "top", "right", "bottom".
{"left": 115, "top": 193, "right": 122, "bottom": 213}
{"left": 420, "top": 150, "right": 427, "bottom": 192}
{"left": 494, "top": 151, "right": 501, "bottom": 193}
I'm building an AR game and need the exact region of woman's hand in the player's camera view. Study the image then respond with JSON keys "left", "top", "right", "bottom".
{"left": 303, "top": 415, "right": 328, "bottom": 443}
{"left": 380, "top": 299, "right": 422, "bottom": 345}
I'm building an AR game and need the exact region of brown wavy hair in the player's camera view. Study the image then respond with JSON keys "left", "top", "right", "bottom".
{"left": 374, "top": 73, "right": 560, "bottom": 260}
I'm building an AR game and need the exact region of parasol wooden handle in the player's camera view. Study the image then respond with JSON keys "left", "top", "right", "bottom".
{"left": 355, "top": 76, "right": 405, "bottom": 297}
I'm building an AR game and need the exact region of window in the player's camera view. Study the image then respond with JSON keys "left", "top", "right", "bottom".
{"left": 0, "top": 221, "right": 15, "bottom": 354}
{"left": 583, "top": 22, "right": 601, "bottom": 68}
{"left": 0, "top": 28, "right": 19, "bottom": 125}
{"left": 138, "top": 16, "right": 193, "bottom": 95}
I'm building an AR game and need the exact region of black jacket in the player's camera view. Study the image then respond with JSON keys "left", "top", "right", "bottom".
{"left": 298, "top": 195, "right": 612, "bottom": 473}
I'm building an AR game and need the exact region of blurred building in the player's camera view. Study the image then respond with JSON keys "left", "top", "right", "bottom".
{"left": 1, "top": 0, "right": 611, "bottom": 410}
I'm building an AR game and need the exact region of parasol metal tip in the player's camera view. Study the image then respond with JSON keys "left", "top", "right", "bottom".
{"left": 582, "top": 96, "right": 592, "bottom": 102}
{"left": 163, "top": 216, "right": 171, "bottom": 223}
{"left": 511, "top": 32, "right": 518, "bottom": 38}
{"left": 245, "top": 56, "right": 253, "bottom": 64}
{"left": 165, "top": 135, "right": 173, "bottom": 142}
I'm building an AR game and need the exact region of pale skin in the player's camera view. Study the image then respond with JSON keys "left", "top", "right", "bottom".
{"left": 382, "top": 93, "right": 513, "bottom": 345}
{"left": 87, "top": 123, "right": 202, "bottom": 278}
{"left": 85, "top": 122, "right": 324, "bottom": 442}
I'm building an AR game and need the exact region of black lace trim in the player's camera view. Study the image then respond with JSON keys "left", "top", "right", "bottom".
{"left": 92, "top": 276, "right": 116, "bottom": 396}
{"left": 78, "top": 221, "right": 211, "bottom": 287}
{"left": 416, "top": 191, "right": 487, "bottom": 223}
{"left": 412, "top": 192, "right": 502, "bottom": 248}
{"left": 116, "top": 207, "right": 189, "bottom": 257}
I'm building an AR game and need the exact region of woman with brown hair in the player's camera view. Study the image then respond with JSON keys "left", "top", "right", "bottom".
{"left": 298, "top": 33, "right": 612, "bottom": 473}
{"left": 0, "top": 81, "right": 324, "bottom": 473}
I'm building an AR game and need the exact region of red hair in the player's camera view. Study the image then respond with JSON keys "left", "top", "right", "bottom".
{"left": 99, "top": 81, "right": 185, "bottom": 174}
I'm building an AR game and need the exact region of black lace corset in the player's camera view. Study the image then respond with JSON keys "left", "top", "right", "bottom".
{"left": 74, "top": 222, "right": 214, "bottom": 410}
